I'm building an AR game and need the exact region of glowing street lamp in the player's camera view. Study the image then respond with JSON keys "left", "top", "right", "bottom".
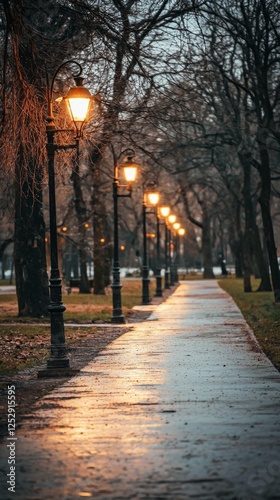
{"left": 64, "top": 77, "right": 93, "bottom": 137}
{"left": 142, "top": 183, "right": 160, "bottom": 304}
{"left": 111, "top": 149, "right": 138, "bottom": 323}
{"left": 39, "top": 60, "right": 95, "bottom": 377}
{"left": 166, "top": 214, "right": 177, "bottom": 286}
{"left": 159, "top": 206, "right": 170, "bottom": 218}
{"left": 168, "top": 214, "right": 176, "bottom": 224}
{"left": 158, "top": 205, "right": 171, "bottom": 290}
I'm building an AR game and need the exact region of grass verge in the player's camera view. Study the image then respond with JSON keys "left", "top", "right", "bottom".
{"left": 218, "top": 277, "right": 280, "bottom": 372}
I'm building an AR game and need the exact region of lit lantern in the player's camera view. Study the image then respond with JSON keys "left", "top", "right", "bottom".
{"left": 159, "top": 206, "right": 170, "bottom": 218}
{"left": 64, "top": 77, "right": 93, "bottom": 137}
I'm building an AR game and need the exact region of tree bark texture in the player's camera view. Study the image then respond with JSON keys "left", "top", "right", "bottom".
{"left": 91, "top": 167, "right": 112, "bottom": 295}
{"left": 14, "top": 157, "right": 49, "bottom": 317}
{"left": 70, "top": 145, "right": 91, "bottom": 293}
{"left": 257, "top": 129, "right": 280, "bottom": 302}
{"left": 201, "top": 203, "right": 215, "bottom": 279}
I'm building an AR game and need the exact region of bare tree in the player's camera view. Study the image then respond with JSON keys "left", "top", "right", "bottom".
{"left": 199, "top": 0, "right": 280, "bottom": 298}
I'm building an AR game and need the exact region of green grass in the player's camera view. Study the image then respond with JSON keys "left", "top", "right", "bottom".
{"left": 218, "top": 277, "right": 280, "bottom": 371}
{"left": 0, "top": 279, "right": 155, "bottom": 324}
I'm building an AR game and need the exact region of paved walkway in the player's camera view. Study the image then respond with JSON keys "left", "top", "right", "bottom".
{"left": 0, "top": 280, "right": 280, "bottom": 499}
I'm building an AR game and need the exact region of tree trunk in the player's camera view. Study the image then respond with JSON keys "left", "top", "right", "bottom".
{"left": 257, "top": 129, "right": 280, "bottom": 302}
{"left": 14, "top": 157, "right": 49, "bottom": 317}
{"left": 228, "top": 204, "right": 243, "bottom": 278}
{"left": 201, "top": 204, "right": 215, "bottom": 279}
{"left": 91, "top": 168, "right": 112, "bottom": 295}
{"left": 228, "top": 236, "right": 243, "bottom": 278}
{"left": 258, "top": 188, "right": 280, "bottom": 300}
{"left": 252, "top": 224, "right": 272, "bottom": 292}
{"left": 239, "top": 150, "right": 271, "bottom": 292}
{"left": 70, "top": 144, "right": 91, "bottom": 294}
{"left": 78, "top": 226, "right": 91, "bottom": 293}
{"left": 242, "top": 232, "right": 252, "bottom": 292}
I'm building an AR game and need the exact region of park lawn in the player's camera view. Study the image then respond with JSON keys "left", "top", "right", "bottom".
{"left": 0, "top": 279, "right": 155, "bottom": 375}
{"left": 0, "top": 279, "right": 155, "bottom": 323}
{"left": 218, "top": 277, "right": 280, "bottom": 372}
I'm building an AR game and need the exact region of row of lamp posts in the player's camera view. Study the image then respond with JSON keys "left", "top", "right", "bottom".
{"left": 39, "top": 61, "right": 185, "bottom": 376}
{"left": 141, "top": 187, "right": 186, "bottom": 307}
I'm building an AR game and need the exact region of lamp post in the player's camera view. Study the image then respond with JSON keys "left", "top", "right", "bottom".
{"left": 142, "top": 183, "right": 160, "bottom": 304}
{"left": 155, "top": 209, "right": 163, "bottom": 297}
{"left": 167, "top": 214, "right": 176, "bottom": 286}
{"left": 173, "top": 222, "right": 181, "bottom": 283}
{"left": 39, "top": 60, "right": 94, "bottom": 377}
{"left": 178, "top": 227, "right": 186, "bottom": 273}
{"left": 159, "top": 206, "right": 170, "bottom": 290}
{"left": 111, "top": 150, "right": 138, "bottom": 323}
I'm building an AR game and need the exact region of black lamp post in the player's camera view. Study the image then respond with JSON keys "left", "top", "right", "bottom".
{"left": 155, "top": 210, "right": 163, "bottom": 297}
{"left": 173, "top": 222, "right": 181, "bottom": 283}
{"left": 178, "top": 227, "right": 186, "bottom": 275}
{"left": 168, "top": 214, "right": 176, "bottom": 287}
{"left": 159, "top": 206, "right": 171, "bottom": 289}
{"left": 142, "top": 183, "right": 160, "bottom": 305}
{"left": 111, "top": 150, "right": 138, "bottom": 323}
{"left": 39, "top": 60, "right": 94, "bottom": 377}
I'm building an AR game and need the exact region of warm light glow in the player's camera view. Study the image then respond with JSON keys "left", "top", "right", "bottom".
{"left": 121, "top": 152, "right": 138, "bottom": 184}
{"left": 62, "top": 226, "right": 67, "bottom": 232}
{"left": 84, "top": 222, "right": 90, "bottom": 229}
{"left": 159, "top": 206, "right": 170, "bottom": 218}
{"left": 173, "top": 222, "right": 180, "bottom": 230}
{"left": 64, "top": 77, "right": 93, "bottom": 134}
{"left": 147, "top": 191, "right": 160, "bottom": 206}
{"left": 168, "top": 214, "right": 176, "bottom": 224}
{"left": 120, "top": 245, "right": 125, "bottom": 251}
{"left": 123, "top": 165, "right": 137, "bottom": 183}
{"left": 146, "top": 233, "right": 156, "bottom": 238}
{"left": 100, "top": 238, "right": 105, "bottom": 243}
{"left": 67, "top": 97, "right": 91, "bottom": 122}
{"left": 178, "top": 228, "right": 186, "bottom": 236}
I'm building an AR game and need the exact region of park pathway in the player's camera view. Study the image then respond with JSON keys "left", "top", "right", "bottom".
{"left": 0, "top": 280, "right": 280, "bottom": 499}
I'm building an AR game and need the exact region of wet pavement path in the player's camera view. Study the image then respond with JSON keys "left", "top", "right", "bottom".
{"left": 0, "top": 280, "right": 280, "bottom": 499}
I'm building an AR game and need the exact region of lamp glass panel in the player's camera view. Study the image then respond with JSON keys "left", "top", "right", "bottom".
{"left": 160, "top": 206, "right": 170, "bottom": 217}
{"left": 168, "top": 215, "right": 176, "bottom": 224}
{"left": 147, "top": 192, "right": 160, "bottom": 206}
{"left": 123, "top": 165, "right": 137, "bottom": 182}
{"left": 67, "top": 97, "right": 91, "bottom": 123}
